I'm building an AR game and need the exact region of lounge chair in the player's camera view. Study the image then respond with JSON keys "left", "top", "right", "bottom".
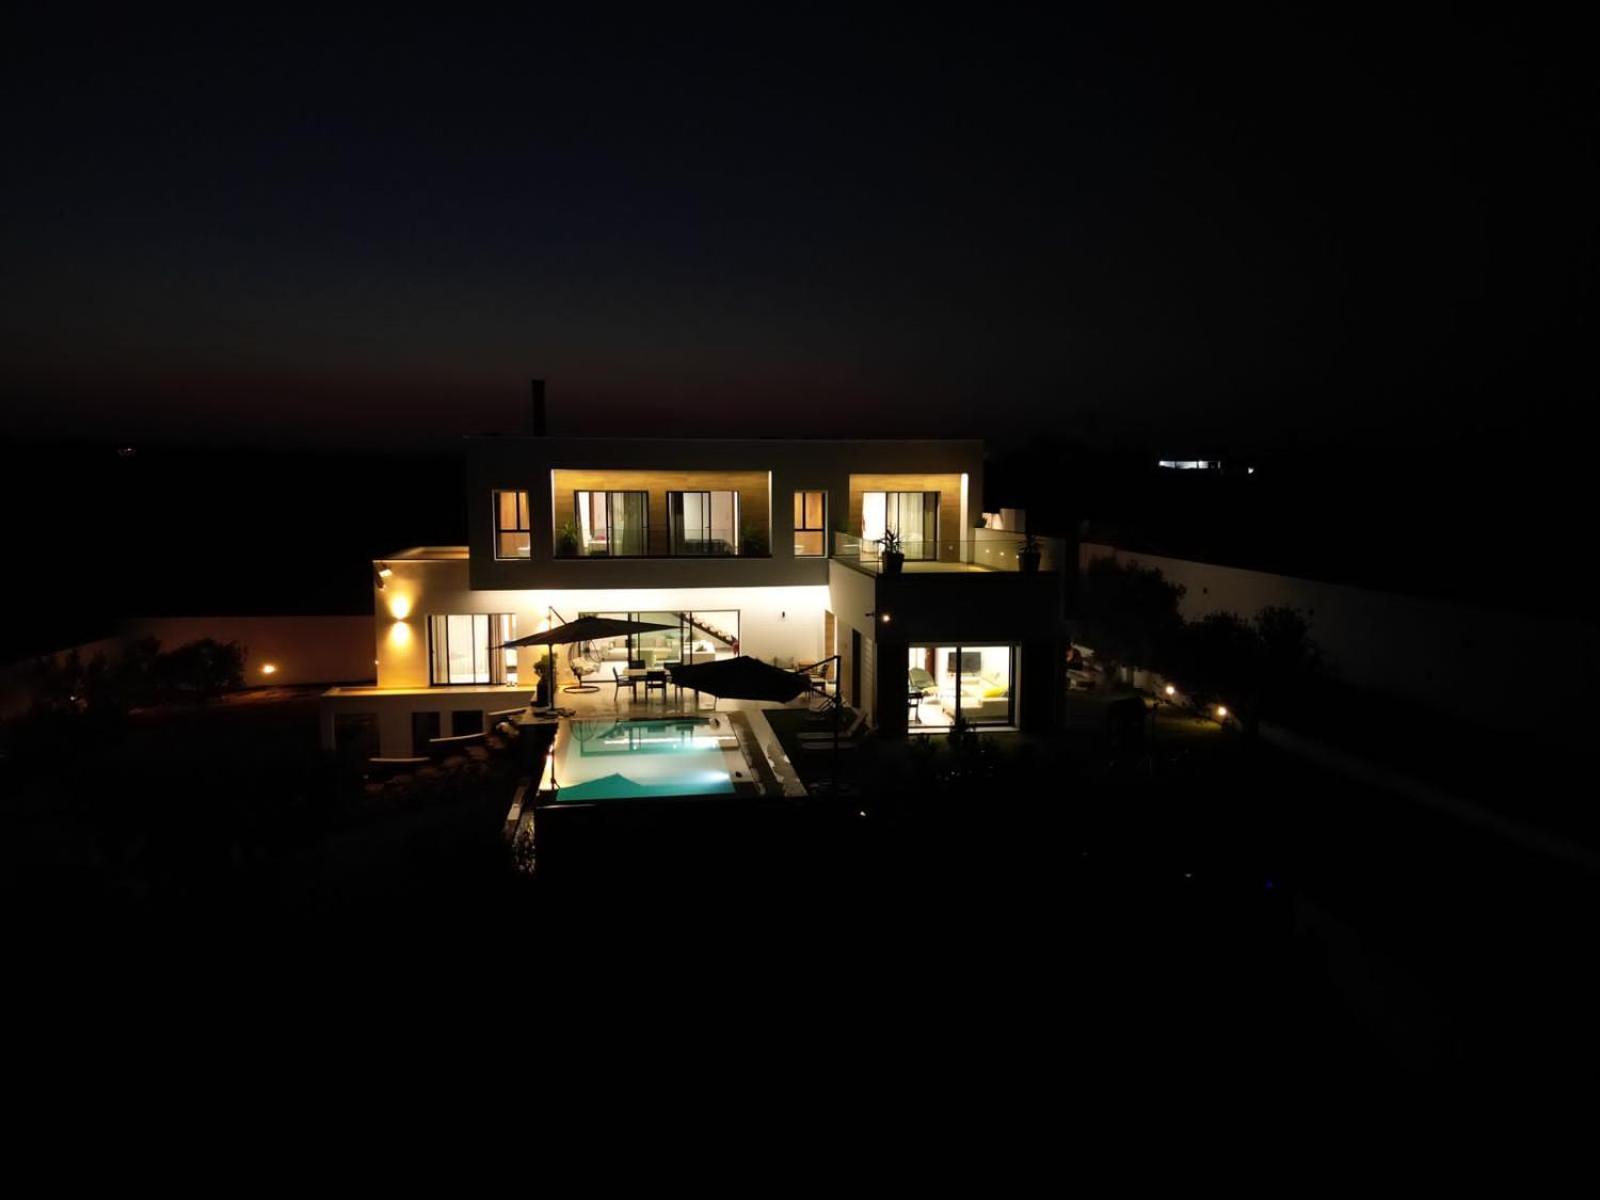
{"left": 797, "top": 708, "right": 867, "bottom": 742}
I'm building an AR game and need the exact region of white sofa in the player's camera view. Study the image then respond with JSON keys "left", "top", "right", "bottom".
{"left": 938, "top": 673, "right": 1012, "bottom": 722}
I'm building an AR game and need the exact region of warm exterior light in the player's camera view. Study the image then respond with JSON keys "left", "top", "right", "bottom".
{"left": 388, "top": 595, "right": 412, "bottom": 620}
{"left": 1247, "top": 467, "right": 1256, "bottom": 475}
{"left": 880, "top": 612, "right": 891, "bottom": 623}
{"left": 261, "top": 663, "right": 277, "bottom": 675}
{"left": 377, "top": 563, "right": 393, "bottom": 577}
{"left": 1215, "top": 704, "right": 1228, "bottom": 719}
{"left": 1165, "top": 684, "right": 1176, "bottom": 697}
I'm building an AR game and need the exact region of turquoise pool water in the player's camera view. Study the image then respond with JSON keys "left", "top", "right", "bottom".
{"left": 548, "top": 717, "right": 745, "bottom": 802}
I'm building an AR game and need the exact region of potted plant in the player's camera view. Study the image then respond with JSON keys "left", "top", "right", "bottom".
{"left": 1017, "top": 530, "right": 1042, "bottom": 573}
{"left": 555, "top": 518, "right": 581, "bottom": 557}
{"left": 530, "top": 657, "right": 551, "bottom": 708}
{"left": 878, "top": 529, "right": 905, "bottom": 574}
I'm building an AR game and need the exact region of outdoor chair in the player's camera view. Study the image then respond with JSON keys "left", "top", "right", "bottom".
{"left": 612, "top": 666, "right": 638, "bottom": 700}
{"left": 644, "top": 669, "right": 668, "bottom": 700}
{"left": 797, "top": 707, "right": 867, "bottom": 742}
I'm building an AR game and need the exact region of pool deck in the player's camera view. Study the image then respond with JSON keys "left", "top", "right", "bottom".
{"left": 523, "top": 690, "right": 810, "bottom": 802}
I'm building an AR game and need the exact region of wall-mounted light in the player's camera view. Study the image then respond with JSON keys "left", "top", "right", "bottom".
{"left": 374, "top": 562, "right": 392, "bottom": 589}
{"left": 1165, "top": 684, "right": 1176, "bottom": 697}
{"left": 261, "top": 663, "right": 278, "bottom": 676}
{"left": 388, "top": 594, "right": 412, "bottom": 620}
{"left": 1215, "top": 704, "right": 1228, "bottom": 720}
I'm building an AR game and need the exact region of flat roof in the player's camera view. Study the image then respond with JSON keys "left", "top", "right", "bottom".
{"left": 380, "top": 546, "right": 469, "bottom": 561}
{"left": 465, "top": 434, "right": 983, "bottom": 446}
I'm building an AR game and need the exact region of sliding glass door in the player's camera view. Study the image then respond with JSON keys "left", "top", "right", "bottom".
{"left": 906, "top": 643, "right": 1015, "bottom": 727}
{"left": 668, "top": 490, "right": 739, "bottom": 555}
{"left": 862, "top": 491, "right": 940, "bottom": 560}
{"left": 575, "top": 491, "right": 648, "bottom": 556}
{"left": 578, "top": 610, "right": 740, "bottom": 668}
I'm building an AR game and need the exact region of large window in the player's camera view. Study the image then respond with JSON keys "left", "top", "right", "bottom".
{"left": 575, "top": 491, "right": 648, "bottom": 556}
{"left": 578, "top": 610, "right": 740, "bottom": 673}
{"left": 668, "top": 490, "right": 740, "bottom": 555}
{"left": 794, "top": 490, "right": 826, "bottom": 557}
{"left": 906, "top": 643, "right": 1015, "bottom": 728}
{"left": 862, "top": 491, "right": 939, "bottom": 560}
{"left": 494, "top": 490, "right": 531, "bottom": 559}
{"left": 428, "top": 613, "right": 516, "bottom": 685}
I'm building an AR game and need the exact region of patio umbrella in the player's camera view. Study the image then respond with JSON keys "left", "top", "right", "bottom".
{"left": 666, "top": 655, "right": 811, "bottom": 704}
{"left": 498, "top": 615, "right": 678, "bottom": 697}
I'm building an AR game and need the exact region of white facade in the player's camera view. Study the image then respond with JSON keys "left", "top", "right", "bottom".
{"left": 325, "top": 550, "right": 831, "bottom": 755}
{"left": 372, "top": 554, "right": 828, "bottom": 691}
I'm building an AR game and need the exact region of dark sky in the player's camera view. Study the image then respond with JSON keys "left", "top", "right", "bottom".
{"left": 2, "top": 10, "right": 1594, "bottom": 449}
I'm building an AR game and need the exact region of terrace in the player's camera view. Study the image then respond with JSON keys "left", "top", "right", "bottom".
{"left": 830, "top": 531, "right": 1065, "bottom": 575}
{"left": 549, "top": 468, "right": 770, "bottom": 558}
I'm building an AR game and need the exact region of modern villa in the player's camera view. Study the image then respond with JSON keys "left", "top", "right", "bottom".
{"left": 319, "top": 431, "right": 1065, "bottom": 763}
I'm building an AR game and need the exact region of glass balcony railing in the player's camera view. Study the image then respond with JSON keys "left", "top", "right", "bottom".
{"left": 555, "top": 527, "right": 768, "bottom": 557}
{"left": 832, "top": 531, "right": 1063, "bottom": 574}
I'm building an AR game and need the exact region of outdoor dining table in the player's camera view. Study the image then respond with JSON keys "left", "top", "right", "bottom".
{"left": 625, "top": 665, "right": 685, "bottom": 699}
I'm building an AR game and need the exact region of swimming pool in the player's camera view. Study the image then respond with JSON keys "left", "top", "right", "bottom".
{"left": 544, "top": 716, "right": 758, "bottom": 803}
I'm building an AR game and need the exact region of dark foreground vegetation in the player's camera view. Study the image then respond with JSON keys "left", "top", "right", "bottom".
{"left": 8, "top": 659, "right": 1597, "bottom": 1085}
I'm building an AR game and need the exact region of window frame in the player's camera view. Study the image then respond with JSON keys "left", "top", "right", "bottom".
{"left": 427, "top": 612, "right": 515, "bottom": 686}
{"left": 793, "top": 490, "right": 828, "bottom": 557}
{"left": 493, "top": 490, "right": 532, "bottom": 560}
{"left": 667, "top": 489, "right": 740, "bottom": 556}
{"left": 862, "top": 490, "right": 940, "bottom": 560}
{"left": 574, "top": 490, "right": 650, "bottom": 556}
{"left": 909, "top": 642, "right": 1017, "bottom": 728}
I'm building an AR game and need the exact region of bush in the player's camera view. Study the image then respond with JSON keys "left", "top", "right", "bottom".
{"left": 1168, "top": 606, "right": 1326, "bottom": 727}
{"left": 156, "top": 639, "right": 245, "bottom": 700}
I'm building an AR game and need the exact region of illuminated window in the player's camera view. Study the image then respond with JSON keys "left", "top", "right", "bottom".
{"left": 574, "top": 491, "right": 648, "bottom": 556}
{"left": 668, "top": 491, "right": 740, "bottom": 555}
{"left": 794, "top": 491, "right": 826, "bottom": 557}
{"left": 494, "top": 491, "right": 531, "bottom": 559}
{"left": 906, "top": 643, "right": 1015, "bottom": 729}
{"left": 862, "top": 491, "right": 939, "bottom": 559}
{"left": 428, "top": 613, "right": 515, "bottom": 685}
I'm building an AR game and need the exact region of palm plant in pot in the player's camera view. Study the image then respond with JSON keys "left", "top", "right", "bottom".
{"left": 878, "top": 528, "right": 905, "bottom": 574}
{"left": 555, "top": 518, "right": 581, "bottom": 558}
{"left": 1017, "top": 529, "right": 1042, "bottom": 573}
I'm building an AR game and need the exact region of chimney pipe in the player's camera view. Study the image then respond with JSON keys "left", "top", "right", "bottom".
{"left": 530, "top": 378, "right": 547, "bottom": 436}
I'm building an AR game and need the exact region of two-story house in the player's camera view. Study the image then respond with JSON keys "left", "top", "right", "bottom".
{"left": 320, "top": 434, "right": 1064, "bottom": 759}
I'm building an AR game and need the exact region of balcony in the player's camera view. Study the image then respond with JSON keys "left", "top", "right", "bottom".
{"left": 551, "top": 469, "right": 770, "bottom": 559}
{"left": 832, "top": 530, "right": 1064, "bottom": 575}
{"left": 555, "top": 526, "right": 756, "bottom": 558}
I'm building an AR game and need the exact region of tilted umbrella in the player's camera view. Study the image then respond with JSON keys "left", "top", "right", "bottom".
{"left": 498, "top": 615, "right": 678, "bottom": 698}
{"left": 666, "top": 655, "right": 812, "bottom": 705}
{"left": 498, "top": 615, "right": 677, "bottom": 650}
